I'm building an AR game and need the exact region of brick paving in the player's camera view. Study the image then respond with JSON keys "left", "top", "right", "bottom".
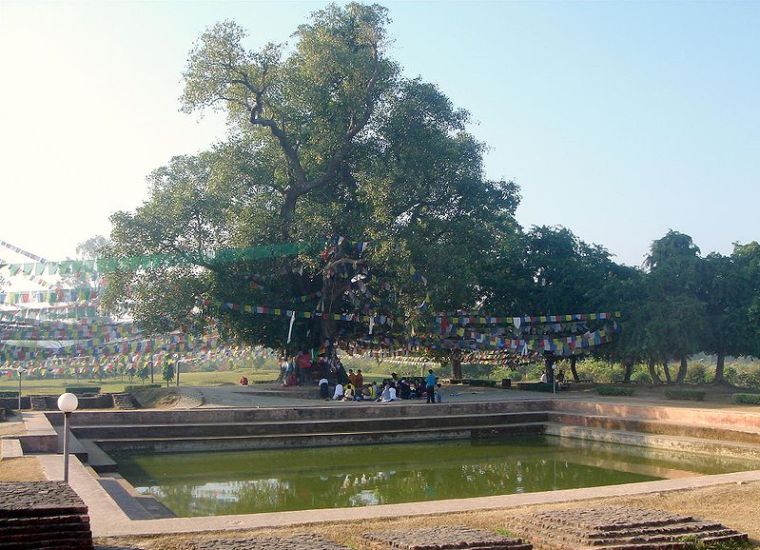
{"left": 144, "top": 534, "right": 350, "bottom": 550}
{"left": 508, "top": 507, "right": 748, "bottom": 549}
{"left": 365, "top": 526, "right": 532, "bottom": 549}
{"left": 0, "top": 481, "right": 94, "bottom": 549}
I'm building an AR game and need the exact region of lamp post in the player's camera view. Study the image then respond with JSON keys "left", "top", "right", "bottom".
{"left": 57, "top": 393, "right": 79, "bottom": 483}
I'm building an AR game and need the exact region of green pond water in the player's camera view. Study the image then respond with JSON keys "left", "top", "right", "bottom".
{"left": 114, "top": 436, "right": 760, "bottom": 517}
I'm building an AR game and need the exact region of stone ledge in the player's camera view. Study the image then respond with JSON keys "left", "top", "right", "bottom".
{"left": 365, "top": 526, "right": 532, "bottom": 549}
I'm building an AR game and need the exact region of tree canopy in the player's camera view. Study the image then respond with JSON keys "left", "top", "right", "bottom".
{"left": 97, "top": 3, "right": 760, "bottom": 382}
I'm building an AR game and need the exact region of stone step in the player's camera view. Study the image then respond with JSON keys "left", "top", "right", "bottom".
{"left": 96, "top": 422, "right": 546, "bottom": 453}
{"left": 0, "top": 438, "right": 23, "bottom": 459}
{"left": 111, "top": 393, "right": 136, "bottom": 410}
{"left": 543, "top": 423, "right": 760, "bottom": 460}
{"left": 549, "top": 411, "right": 760, "bottom": 445}
{"left": 0, "top": 538, "right": 93, "bottom": 550}
{"left": 79, "top": 439, "right": 117, "bottom": 472}
{"left": 72, "top": 412, "right": 548, "bottom": 439}
{"left": 0, "top": 513, "right": 90, "bottom": 529}
{"left": 54, "top": 399, "right": 554, "bottom": 426}
{"left": 552, "top": 400, "right": 760, "bottom": 431}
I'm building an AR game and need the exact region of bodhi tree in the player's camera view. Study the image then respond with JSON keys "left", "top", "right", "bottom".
{"left": 102, "top": 3, "right": 521, "bottom": 356}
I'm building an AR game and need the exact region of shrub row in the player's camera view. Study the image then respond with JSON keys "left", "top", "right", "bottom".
{"left": 123, "top": 384, "right": 162, "bottom": 392}
{"left": 596, "top": 386, "right": 635, "bottom": 396}
{"left": 64, "top": 386, "right": 101, "bottom": 395}
{"left": 664, "top": 389, "right": 705, "bottom": 401}
{"left": 733, "top": 393, "right": 760, "bottom": 405}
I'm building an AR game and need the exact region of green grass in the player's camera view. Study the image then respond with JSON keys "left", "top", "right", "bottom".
{"left": 0, "top": 369, "right": 280, "bottom": 395}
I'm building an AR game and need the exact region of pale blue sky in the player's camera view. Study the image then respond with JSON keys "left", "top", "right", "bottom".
{"left": 0, "top": 0, "right": 757, "bottom": 268}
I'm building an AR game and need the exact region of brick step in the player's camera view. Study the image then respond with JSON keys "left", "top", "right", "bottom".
{"left": 0, "top": 529, "right": 93, "bottom": 544}
{"left": 97, "top": 422, "right": 546, "bottom": 452}
{"left": 0, "top": 519, "right": 91, "bottom": 535}
{"left": 0, "top": 536, "right": 93, "bottom": 550}
{"left": 523, "top": 526, "right": 736, "bottom": 547}
{"left": 72, "top": 412, "right": 548, "bottom": 439}
{"left": 549, "top": 412, "right": 760, "bottom": 445}
{"left": 0, "top": 513, "right": 88, "bottom": 528}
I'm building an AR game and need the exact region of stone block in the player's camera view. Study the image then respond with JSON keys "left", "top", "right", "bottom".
{"left": 507, "top": 507, "right": 748, "bottom": 549}
{"left": 365, "top": 526, "right": 532, "bottom": 549}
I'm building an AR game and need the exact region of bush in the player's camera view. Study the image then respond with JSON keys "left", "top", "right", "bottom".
{"left": 124, "top": 384, "right": 161, "bottom": 392}
{"left": 597, "top": 386, "right": 635, "bottom": 396}
{"left": 64, "top": 386, "right": 101, "bottom": 395}
{"left": 630, "top": 371, "right": 652, "bottom": 385}
{"left": 686, "top": 364, "right": 709, "bottom": 384}
{"left": 664, "top": 389, "right": 705, "bottom": 401}
{"left": 733, "top": 393, "right": 760, "bottom": 405}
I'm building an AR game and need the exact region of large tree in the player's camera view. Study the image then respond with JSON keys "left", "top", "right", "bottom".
{"left": 103, "top": 3, "right": 521, "bottom": 354}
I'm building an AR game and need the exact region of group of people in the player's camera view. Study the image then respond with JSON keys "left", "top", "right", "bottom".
{"left": 276, "top": 351, "right": 444, "bottom": 405}
{"left": 319, "top": 368, "right": 442, "bottom": 404}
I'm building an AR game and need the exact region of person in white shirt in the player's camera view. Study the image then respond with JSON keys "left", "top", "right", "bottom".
{"left": 388, "top": 386, "right": 397, "bottom": 401}
{"left": 333, "top": 382, "right": 344, "bottom": 400}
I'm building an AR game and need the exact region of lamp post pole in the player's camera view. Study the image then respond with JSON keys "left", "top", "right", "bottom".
{"left": 57, "top": 393, "right": 79, "bottom": 484}
{"left": 63, "top": 411, "right": 71, "bottom": 483}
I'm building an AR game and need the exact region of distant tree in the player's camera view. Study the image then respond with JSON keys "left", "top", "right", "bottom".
{"left": 700, "top": 251, "right": 754, "bottom": 383}
{"left": 643, "top": 231, "right": 705, "bottom": 383}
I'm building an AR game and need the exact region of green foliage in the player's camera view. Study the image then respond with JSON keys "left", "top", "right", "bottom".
{"left": 596, "top": 385, "right": 635, "bottom": 396}
{"left": 685, "top": 363, "right": 709, "bottom": 384}
{"left": 733, "top": 393, "right": 760, "bottom": 405}
{"left": 123, "top": 384, "right": 161, "bottom": 392}
{"left": 104, "top": 3, "right": 523, "bottom": 355}
{"left": 630, "top": 370, "right": 652, "bottom": 384}
{"left": 64, "top": 386, "right": 100, "bottom": 395}
{"left": 664, "top": 388, "right": 705, "bottom": 401}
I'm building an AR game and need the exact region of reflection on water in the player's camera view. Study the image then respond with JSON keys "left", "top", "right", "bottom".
{"left": 113, "top": 436, "right": 760, "bottom": 517}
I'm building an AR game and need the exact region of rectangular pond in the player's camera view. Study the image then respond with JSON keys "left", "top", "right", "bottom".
{"left": 113, "top": 436, "right": 760, "bottom": 516}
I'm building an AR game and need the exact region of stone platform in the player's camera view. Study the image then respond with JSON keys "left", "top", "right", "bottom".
{"left": 166, "top": 534, "right": 349, "bottom": 549}
{"left": 365, "top": 526, "right": 532, "bottom": 549}
{"left": 0, "top": 481, "right": 94, "bottom": 549}
{"left": 508, "top": 507, "right": 748, "bottom": 549}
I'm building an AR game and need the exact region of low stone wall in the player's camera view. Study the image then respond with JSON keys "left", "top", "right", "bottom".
{"left": 6, "top": 394, "right": 128, "bottom": 411}
{"left": 0, "top": 481, "right": 94, "bottom": 549}
{"left": 0, "top": 396, "right": 29, "bottom": 410}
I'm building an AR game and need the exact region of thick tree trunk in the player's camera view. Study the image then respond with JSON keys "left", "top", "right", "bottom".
{"left": 663, "top": 360, "right": 672, "bottom": 384}
{"left": 713, "top": 352, "right": 726, "bottom": 384}
{"left": 570, "top": 356, "right": 580, "bottom": 382}
{"left": 451, "top": 350, "right": 463, "bottom": 380}
{"left": 648, "top": 358, "right": 662, "bottom": 384}
{"left": 544, "top": 354, "right": 556, "bottom": 385}
{"left": 622, "top": 359, "right": 634, "bottom": 383}
{"left": 676, "top": 356, "right": 688, "bottom": 384}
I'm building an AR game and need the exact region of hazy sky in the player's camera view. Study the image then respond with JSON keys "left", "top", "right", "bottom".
{"left": 1, "top": 0, "right": 758, "bottom": 268}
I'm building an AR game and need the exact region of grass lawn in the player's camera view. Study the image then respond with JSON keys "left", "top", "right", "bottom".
{"left": 0, "top": 368, "right": 280, "bottom": 395}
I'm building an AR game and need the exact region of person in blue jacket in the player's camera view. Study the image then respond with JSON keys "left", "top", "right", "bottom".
{"left": 425, "top": 369, "right": 438, "bottom": 404}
